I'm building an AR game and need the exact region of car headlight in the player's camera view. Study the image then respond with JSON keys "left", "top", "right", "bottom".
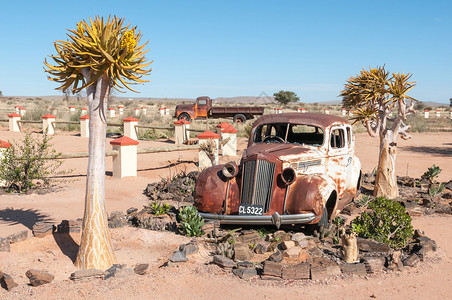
{"left": 281, "top": 167, "right": 296, "bottom": 185}
{"left": 222, "top": 162, "right": 239, "bottom": 178}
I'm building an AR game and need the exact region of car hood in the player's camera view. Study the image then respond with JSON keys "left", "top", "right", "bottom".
{"left": 243, "top": 143, "right": 323, "bottom": 163}
{"left": 175, "top": 104, "right": 193, "bottom": 111}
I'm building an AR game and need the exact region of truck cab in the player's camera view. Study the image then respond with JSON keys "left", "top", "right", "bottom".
{"left": 175, "top": 96, "right": 212, "bottom": 122}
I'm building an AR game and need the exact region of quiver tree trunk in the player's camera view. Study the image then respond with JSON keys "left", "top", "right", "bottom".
{"left": 75, "top": 74, "right": 117, "bottom": 269}
{"left": 374, "top": 131, "right": 399, "bottom": 199}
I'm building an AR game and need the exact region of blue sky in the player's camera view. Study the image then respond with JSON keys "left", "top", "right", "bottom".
{"left": 0, "top": 0, "right": 450, "bottom": 103}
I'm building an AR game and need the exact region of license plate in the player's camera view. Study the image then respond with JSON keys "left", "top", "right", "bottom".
{"left": 238, "top": 204, "right": 263, "bottom": 216}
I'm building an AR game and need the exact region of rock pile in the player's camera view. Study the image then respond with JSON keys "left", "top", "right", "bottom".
{"left": 144, "top": 171, "right": 199, "bottom": 203}
{"left": 32, "top": 222, "right": 55, "bottom": 238}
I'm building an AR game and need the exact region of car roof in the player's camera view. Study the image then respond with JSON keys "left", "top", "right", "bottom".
{"left": 252, "top": 113, "right": 350, "bottom": 129}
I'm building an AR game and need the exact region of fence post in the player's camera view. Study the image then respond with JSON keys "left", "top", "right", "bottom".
{"left": 221, "top": 125, "right": 237, "bottom": 156}
{"left": 8, "top": 113, "right": 21, "bottom": 132}
{"left": 118, "top": 106, "right": 124, "bottom": 115}
{"left": 134, "top": 107, "right": 140, "bottom": 116}
{"left": 14, "top": 105, "right": 20, "bottom": 113}
{"left": 197, "top": 131, "right": 220, "bottom": 169}
{"left": 165, "top": 107, "right": 170, "bottom": 116}
{"left": 110, "top": 136, "right": 139, "bottom": 178}
{"left": 0, "top": 140, "right": 11, "bottom": 186}
{"left": 42, "top": 114, "right": 56, "bottom": 135}
{"left": 108, "top": 108, "right": 116, "bottom": 118}
{"left": 141, "top": 106, "right": 147, "bottom": 115}
{"left": 436, "top": 109, "right": 441, "bottom": 118}
{"left": 159, "top": 107, "right": 165, "bottom": 116}
{"left": 69, "top": 106, "right": 75, "bottom": 112}
{"left": 341, "top": 108, "right": 347, "bottom": 116}
{"left": 324, "top": 108, "right": 330, "bottom": 114}
{"left": 216, "top": 122, "right": 230, "bottom": 136}
{"left": 123, "top": 117, "right": 139, "bottom": 140}
{"left": 424, "top": 110, "right": 429, "bottom": 119}
{"left": 80, "top": 115, "right": 89, "bottom": 138}
{"left": 450, "top": 110, "right": 452, "bottom": 120}
{"left": 19, "top": 107, "right": 26, "bottom": 116}
{"left": 301, "top": 108, "right": 306, "bottom": 113}
{"left": 81, "top": 107, "right": 88, "bottom": 116}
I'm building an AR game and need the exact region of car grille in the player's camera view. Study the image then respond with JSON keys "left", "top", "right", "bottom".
{"left": 241, "top": 159, "right": 276, "bottom": 212}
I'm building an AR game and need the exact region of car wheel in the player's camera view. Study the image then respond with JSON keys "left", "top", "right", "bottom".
{"left": 233, "top": 114, "right": 246, "bottom": 124}
{"left": 307, "top": 206, "right": 328, "bottom": 233}
{"left": 178, "top": 113, "right": 191, "bottom": 122}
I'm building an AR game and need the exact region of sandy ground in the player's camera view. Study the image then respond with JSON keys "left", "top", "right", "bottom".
{"left": 0, "top": 127, "right": 451, "bottom": 299}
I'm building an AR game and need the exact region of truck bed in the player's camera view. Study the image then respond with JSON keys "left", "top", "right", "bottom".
{"left": 211, "top": 106, "right": 265, "bottom": 116}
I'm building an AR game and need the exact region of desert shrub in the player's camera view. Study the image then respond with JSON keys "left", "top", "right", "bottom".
{"left": 139, "top": 129, "right": 169, "bottom": 140}
{"left": 351, "top": 197, "right": 413, "bottom": 249}
{"left": 22, "top": 107, "right": 48, "bottom": 121}
{"left": 148, "top": 201, "right": 173, "bottom": 216}
{"left": 422, "top": 164, "right": 442, "bottom": 183}
{"left": 179, "top": 205, "right": 204, "bottom": 237}
{"left": 0, "top": 132, "right": 70, "bottom": 192}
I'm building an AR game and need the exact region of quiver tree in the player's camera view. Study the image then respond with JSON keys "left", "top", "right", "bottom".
{"left": 44, "top": 16, "right": 152, "bottom": 269}
{"left": 340, "top": 66, "right": 416, "bottom": 199}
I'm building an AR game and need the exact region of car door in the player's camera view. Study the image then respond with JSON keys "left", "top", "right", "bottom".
{"left": 327, "top": 126, "right": 348, "bottom": 197}
{"left": 194, "top": 98, "right": 208, "bottom": 118}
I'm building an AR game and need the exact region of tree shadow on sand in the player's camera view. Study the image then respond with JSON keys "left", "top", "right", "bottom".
{"left": 400, "top": 146, "right": 452, "bottom": 157}
{"left": 53, "top": 231, "right": 79, "bottom": 263}
{"left": 0, "top": 207, "right": 53, "bottom": 230}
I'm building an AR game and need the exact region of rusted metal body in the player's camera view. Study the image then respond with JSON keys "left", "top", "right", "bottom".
{"left": 194, "top": 113, "right": 362, "bottom": 227}
{"left": 174, "top": 96, "right": 264, "bottom": 123}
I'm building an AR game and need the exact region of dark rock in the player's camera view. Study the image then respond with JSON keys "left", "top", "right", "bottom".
{"left": 282, "top": 263, "right": 310, "bottom": 280}
{"left": 70, "top": 269, "right": 106, "bottom": 281}
{"left": 236, "top": 261, "right": 254, "bottom": 269}
{"left": 133, "top": 264, "right": 149, "bottom": 275}
{"left": 404, "top": 202, "right": 425, "bottom": 217}
{"left": 213, "top": 255, "right": 235, "bottom": 268}
{"left": 413, "top": 229, "right": 424, "bottom": 239}
{"left": 32, "top": 222, "right": 55, "bottom": 238}
{"left": 363, "top": 173, "right": 375, "bottom": 184}
{"left": 104, "top": 264, "right": 133, "bottom": 279}
{"left": 237, "top": 231, "right": 260, "bottom": 244}
{"left": 0, "top": 238, "right": 10, "bottom": 252}
{"left": 57, "top": 219, "right": 82, "bottom": 233}
{"left": 363, "top": 257, "right": 385, "bottom": 273}
{"left": 254, "top": 241, "right": 271, "bottom": 254}
{"left": 386, "top": 251, "right": 404, "bottom": 271}
{"left": 273, "top": 230, "right": 291, "bottom": 242}
{"left": 233, "top": 268, "right": 257, "bottom": 279}
{"left": 7, "top": 230, "right": 28, "bottom": 244}
{"left": 403, "top": 253, "right": 421, "bottom": 267}
{"left": 202, "top": 220, "right": 220, "bottom": 237}
{"left": 310, "top": 265, "right": 327, "bottom": 280}
{"left": 179, "top": 241, "right": 199, "bottom": 256}
{"left": 357, "top": 237, "right": 390, "bottom": 253}
{"left": 25, "top": 269, "right": 54, "bottom": 286}
{"left": 340, "top": 263, "right": 367, "bottom": 276}
{"left": 268, "top": 249, "right": 283, "bottom": 263}
{"left": 127, "top": 207, "right": 138, "bottom": 214}
{"left": 233, "top": 243, "right": 254, "bottom": 261}
{"left": 291, "top": 232, "right": 307, "bottom": 244}
{"left": 416, "top": 236, "right": 437, "bottom": 251}
{"left": 444, "top": 180, "right": 452, "bottom": 191}
{"left": 441, "top": 192, "right": 452, "bottom": 200}
{"left": 133, "top": 210, "right": 176, "bottom": 231}
{"left": 0, "top": 272, "right": 18, "bottom": 291}
{"left": 169, "top": 251, "right": 188, "bottom": 263}
{"left": 262, "top": 260, "right": 282, "bottom": 278}
{"left": 108, "top": 211, "right": 127, "bottom": 228}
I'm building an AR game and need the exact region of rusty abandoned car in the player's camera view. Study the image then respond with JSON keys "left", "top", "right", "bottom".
{"left": 194, "top": 113, "right": 362, "bottom": 229}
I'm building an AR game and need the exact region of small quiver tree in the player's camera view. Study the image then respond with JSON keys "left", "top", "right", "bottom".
{"left": 44, "top": 16, "right": 152, "bottom": 269}
{"left": 340, "top": 66, "right": 416, "bottom": 199}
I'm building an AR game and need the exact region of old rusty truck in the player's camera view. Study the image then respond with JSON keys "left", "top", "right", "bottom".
{"left": 174, "top": 96, "right": 265, "bottom": 123}
{"left": 194, "top": 113, "right": 362, "bottom": 229}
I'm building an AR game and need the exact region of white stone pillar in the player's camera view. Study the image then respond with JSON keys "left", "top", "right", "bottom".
{"left": 50, "top": 108, "right": 58, "bottom": 115}
{"left": 221, "top": 125, "right": 237, "bottom": 156}
{"left": 165, "top": 107, "right": 170, "bottom": 116}
{"left": 297, "top": 108, "right": 302, "bottom": 113}
{"left": 14, "top": 106, "right": 20, "bottom": 113}
{"left": 134, "top": 108, "right": 140, "bottom": 116}
{"left": 450, "top": 110, "right": 452, "bottom": 120}
{"left": 341, "top": 109, "right": 347, "bottom": 116}
{"left": 436, "top": 109, "right": 441, "bottom": 118}
{"left": 8, "top": 113, "right": 21, "bottom": 132}
{"left": 19, "top": 107, "right": 26, "bottom": 116}
{"left": 80, "top": 115, "right": 89, "bottom": 138}
{"left": 108, "top": 108, "right": 116, "bottom": 118}
{"left": 301, "top": 108, "right": 306, "bottom": 113}
{"left": 424, "top": 110, "right": 429, "bottom": 119}
{"left": 42, "top": 114, "right": 56, "bottom": 135}
{"left": 159, "top": 107, "right": 165, "bottom": 116}
{"left": 0, "top": 140, "right": 11, "bottom": 186}
{"left": 118, "top": 106, "right": 124, "bottom": 115}
{"left": 110, "top": 136, "right": 139, "bottom": 178}
{"left": 123, "top": 117, "right": 139, "bottom": 140}
{"left": 81, "top": 107, "right": 88, "bottom": 116}
{"left": 69, "top": 106, "right": 75, "bottom": 112}
{"left": 197, "top": 131, "right": 220, "bottom": 169}
{"left": 349, "top": 110, "right": 354, "bottom": 116}
{"left": 174, "top": 119, "right": 190, "bottom": 146}
{"left": 141, "top": 106, "right": 147, "bottom": 115}
{"left": 324, "top": 109, "right": 330, "bottom": 115}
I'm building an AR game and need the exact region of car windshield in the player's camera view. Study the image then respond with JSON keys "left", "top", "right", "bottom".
{"left": 254, "top": 123, "right": 324, "bottom": 146}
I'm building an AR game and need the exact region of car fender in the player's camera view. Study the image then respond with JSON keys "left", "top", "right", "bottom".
{"left": 285, "top": 174, "right": 337, "bottom": 217}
